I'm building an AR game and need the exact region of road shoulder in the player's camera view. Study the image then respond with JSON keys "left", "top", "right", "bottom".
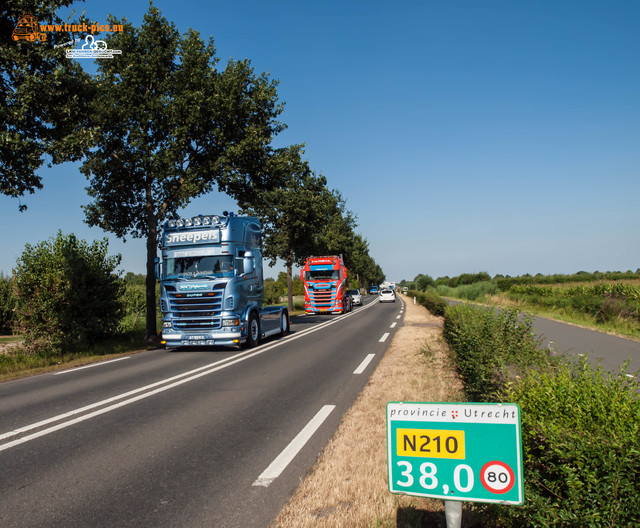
{"left": 271, "top": 295, "right": 464, "bottom": 527}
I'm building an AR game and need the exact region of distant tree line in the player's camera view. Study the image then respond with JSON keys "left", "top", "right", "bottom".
{"left": 400, "top": 269, "right": 640, "bottom": 293}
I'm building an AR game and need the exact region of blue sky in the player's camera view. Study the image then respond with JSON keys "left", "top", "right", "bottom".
{"left": 2, "top": 0, "right": 639, "bottom": 282}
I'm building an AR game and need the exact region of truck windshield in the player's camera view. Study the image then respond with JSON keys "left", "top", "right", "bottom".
{"left": 308, "top": 269, "right": 339, "bottom": 280}
{"left": 165, "top": 255, "right": 234, "bottom": 279}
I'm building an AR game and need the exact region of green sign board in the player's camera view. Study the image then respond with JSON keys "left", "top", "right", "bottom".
{"left": 387, "top": 402, "right": 523, "bottom": 505}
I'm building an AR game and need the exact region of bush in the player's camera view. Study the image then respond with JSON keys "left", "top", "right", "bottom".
{"left": 13, "top": 232, "right": 124, "bottom": 355}
{"left": 120, "top": 283, "right": 146, "bottom": 332}
{"left": 407, "top": 289, "right": 447, "bottom": 316}
{"left": 263, "top": 278, "right": 284, "bottom": 305}
{"left": 0, "top": 273, "right": 17, "bottom": 334}
{"left": 442, "top": 304, "right": 553, "bottom": 401}
{"left": 482, "top": 357, "right": 640, "bottom": 526}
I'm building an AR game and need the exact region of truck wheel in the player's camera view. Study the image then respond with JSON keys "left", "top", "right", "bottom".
{"left": 246, "top": 313, "right": 260, "bottom": 348}
{"left": 280, "top": 311, "right": 290, "bottom": 336}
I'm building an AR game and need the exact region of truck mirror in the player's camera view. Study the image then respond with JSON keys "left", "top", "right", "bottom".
{"left": 243, "top": 253, "right": 254, "bottom": 275}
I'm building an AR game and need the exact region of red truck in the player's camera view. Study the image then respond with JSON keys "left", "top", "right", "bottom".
{"left": 300, "top": 255, "right": 352, "bottom": 314}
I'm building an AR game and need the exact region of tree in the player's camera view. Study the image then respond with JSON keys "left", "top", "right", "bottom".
{"left": 238, "top": 146, "right": 339, "bottom": 312}
{"left": 414, "top": 273, "right": 435, "bottom": 290}
{"left": 263, "top": 278, "right": 283, "bottom": 305}
{"left": 13, "top": 231, "right": 124, "bottom": 354}
{"left": 1, "top": 1, "right": 93, "bottom": 209}
{"left": 314, "top": 190, "right": 357, "bottom": 256}
{"left": 0, "top": 273, "right": 17, "bottom": 334}
{"left": 81, "top": 5, "right": 286, "bottom": 340}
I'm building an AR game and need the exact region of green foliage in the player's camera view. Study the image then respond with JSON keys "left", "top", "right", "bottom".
{"left": 443, "top": 302, "right": 640, "bottom": 525}
{"left": 239, "top": 145, "right": 384, "bottom": 308}
{"left": 442, "top": 304, "right": 552, "bottom": 401}
{"left": 482, "top": 357, "right": 640, "bottom": 526}
{"left": 436, "top": 281, "right": 499, "bottom": 301}
{"left": 407, "top": 289, "right": 447, "bottom": 317}
{"left": 13, "top": 232, "right": 124, "bottom": 355}
{"left": 263, "top": 278, "right": 283, "bottom": 305}
{"left": 508, "top": 282, "right": 640, "bottom": 329}
{"left": 123, "top": 272, "right": 146, "bottom": 286}
{"left": 1, "top": 1, "right": 94, "bottom": 209}
{"left": 81, "top": 4, "right": 286, "bottom": 338}
{"left": 495, "top": 270, "right": 640, "bottom": 291}
{"left": 274, "top": 272, "right": 303, "bottom": 297}
{"left": 414, "top": 274, "right": 435, "bottom": 291}
{"left": 0, "top": 273, "right": 17, "bottom": 334}
{"left": 448, "top": 272, "right": 491, "bottom": 288}
{"left": 119, "top": 283, "right": 146, "bottom": 332}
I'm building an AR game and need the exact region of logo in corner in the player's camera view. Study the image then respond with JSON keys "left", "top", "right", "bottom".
{"left": 66, "top": 35, "right": 122, "bottom": 59}
{"left": 12, "top": 14, "right": 47, "bottom": 42}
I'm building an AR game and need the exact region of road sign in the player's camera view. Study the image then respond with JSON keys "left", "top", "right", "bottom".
{"left": 387, "top": 402, "right": 523, "bottom": 505}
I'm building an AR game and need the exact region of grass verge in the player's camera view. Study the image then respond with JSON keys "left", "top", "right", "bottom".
{"left": 0, "top": 329, "right": 158, "bottom": 382}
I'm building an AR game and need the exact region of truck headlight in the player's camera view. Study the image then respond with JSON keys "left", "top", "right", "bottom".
{"left": 162, "top": 321, "right": 172, "bottom": 328}
{"left": 222, "top": 319, "right": 239, "bottom": 327}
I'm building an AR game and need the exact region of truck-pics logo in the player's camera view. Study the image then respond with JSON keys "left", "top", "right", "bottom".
{"left": 12, "top": 14, "right": 47, "bottom": 42}
{"left": 12, "top": 13, "right": 124, "bottom": 59}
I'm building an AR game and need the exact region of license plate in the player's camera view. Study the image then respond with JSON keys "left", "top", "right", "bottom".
{"left": 189, "top": 335, "right": 206, "bottom": 340}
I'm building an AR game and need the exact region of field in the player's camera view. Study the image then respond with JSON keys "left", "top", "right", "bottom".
{"left": 437, "top": 276, "right": 640, "bottom": 341}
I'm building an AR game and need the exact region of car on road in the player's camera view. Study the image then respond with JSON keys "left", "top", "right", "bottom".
{"left": 347, "top": 289, "right": 363, "bottom": 306}
{"left": 379, "top": 288, "right": 395, "bottom": 303}
{"left": 368, "top": 285, "right": 379, "bottom": 295}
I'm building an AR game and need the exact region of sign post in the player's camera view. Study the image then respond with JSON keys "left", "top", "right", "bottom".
{"left": 387, "top": 402, "right": 523, "bottom": 524}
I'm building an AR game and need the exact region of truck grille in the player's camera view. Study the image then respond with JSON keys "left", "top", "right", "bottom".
{"left": 166, "top": 285, "right": 225, "bottom": 330}
{"left": 310, "top": 286, "right": 336, "bottom": 308}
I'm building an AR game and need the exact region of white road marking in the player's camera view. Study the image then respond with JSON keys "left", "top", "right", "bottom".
{"left": 379, "top": 332, "right": 390, "bottom": 342}
{"left": 390, "top": 322, "right": 397, "bottom": 328}
{"left": 353, "top": 354, "right": 375, "bottom": 374}
{"left": 0, "top": 300, "right": 378, "bottom": 452}
{"left": 53, "top": 356, "right": 130, "bottom": 375}
{"left": 253, "top": 405, "right": 335, "bottom": 487}
{"left": 396, "top": 315, "right": 402, "bottom": 319}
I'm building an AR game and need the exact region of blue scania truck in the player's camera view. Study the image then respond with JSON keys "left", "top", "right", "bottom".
{"left": 157, "top": 212, "right": 289, "bottom": 348}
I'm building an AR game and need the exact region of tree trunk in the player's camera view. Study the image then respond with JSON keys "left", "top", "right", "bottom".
{"left": 286, "top": 259, "right": 294, "bottom": 314}
{"left": 145, "top": 231, "right": 157, "bottom": 342}
{"left": 145, "top": 182, "right": 157, "bottom": 342}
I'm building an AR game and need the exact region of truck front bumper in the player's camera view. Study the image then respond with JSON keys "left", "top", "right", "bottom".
{"left": 161, "top": 329, "right": 245, "bottom": 348}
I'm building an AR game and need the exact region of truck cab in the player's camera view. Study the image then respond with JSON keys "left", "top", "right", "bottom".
{"left": 300, "top": 255, "right": 351, "bottom": 314}
{"left": 158, "top": 213, "right": 288, "bottom": 348}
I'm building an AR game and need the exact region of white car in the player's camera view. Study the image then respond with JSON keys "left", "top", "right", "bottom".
{"left": 379, "top": 288, "right": 395, "bottom": 303}
{"left": 347, "top": 289, "right": 363, "bottom": 306}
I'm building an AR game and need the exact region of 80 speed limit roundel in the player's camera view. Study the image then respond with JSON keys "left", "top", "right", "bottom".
{"left": 480, "top": 461, "right": 515, "bottom": 494}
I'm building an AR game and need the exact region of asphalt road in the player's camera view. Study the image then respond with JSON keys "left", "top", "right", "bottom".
{"left": 0, "top": 295, "right": 403, "bottom": 528}
{"left": 531, "top": 315, "right": 640, "bottom": 374}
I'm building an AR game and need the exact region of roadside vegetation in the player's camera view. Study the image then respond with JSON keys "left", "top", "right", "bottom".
{"left": 0, "top": 234, "right": 160, "bottom": 380}
{"left": 401, "top": 270, "right": 640, "bottom": 340}
{"left": 406, "top": 287, "right": 640, "bottom": 527}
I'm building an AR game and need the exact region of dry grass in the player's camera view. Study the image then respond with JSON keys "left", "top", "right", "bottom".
{"left": 271, "top": 296, "right": 465, "bottom": 528}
